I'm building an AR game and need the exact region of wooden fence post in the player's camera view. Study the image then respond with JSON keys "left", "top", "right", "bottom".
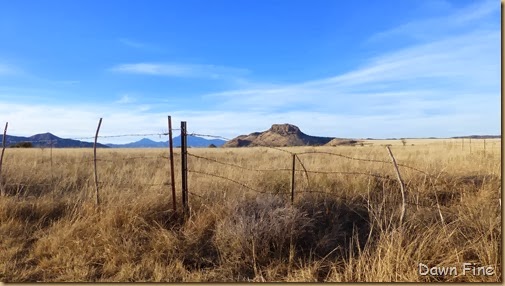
{"left": 386, "top": 146, "right": 406, "bottom": 226}
{"left": 291, "top": 154, "right": 296, "bottom": 204}
{"left": 50, "top": 139, "right": 54, "bottom": 180}
{"left": 0, "top": 122, "right": 8, "bottom": 196}
{"left": 93, "top": 118, "right": 102, "bottom": 206}
{"left": 180, "top": 121, "right": 188, "bottom": 215}
{"left": 168, "top": 116, "right": 177, "bottom": 212}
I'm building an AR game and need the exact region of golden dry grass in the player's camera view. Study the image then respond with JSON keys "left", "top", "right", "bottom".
{"left": 0, "top": 139, "right": 501, "bottom": 282}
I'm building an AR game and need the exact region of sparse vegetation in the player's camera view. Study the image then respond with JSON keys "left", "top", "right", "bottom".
{"left": 0, "top": 139, "right": 501, "bottom": 282}
{"left": 9, "top": 142, "right": 33, "bottom": 148}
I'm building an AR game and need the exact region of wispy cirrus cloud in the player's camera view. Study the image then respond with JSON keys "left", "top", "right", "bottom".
{"left": 118, "top": 38, "right": 163, "bottom": 52}
{"left": 205, "top": 4, "right": 499, "bottom": 121}
{"left": 0, "top": 63, "right": 21, "bottom": 76}
{"left": 367, "top": 0, "right": 498, "bottom": 42}
{"left": 109, "top": 62, "right": 250, "bottom": 80}
{"left": 193, "top": 1, "right": 500, "bottom": 138}
{"left": 115, "top": 94, "right": 136, "bottom": 104}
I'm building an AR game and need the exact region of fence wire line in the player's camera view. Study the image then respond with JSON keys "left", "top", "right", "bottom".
{"left": 1, "top": 179, "right": 485, "bottom": 215}
{"left": 296, "top": 151, "right": 431, "bottom": 176}
{"left": 186, "top": 131, "right": 494, "bottom": 179}
{"left": 295, "top": 154, "right": 311, "bottom": 187}
{"left": 187, "top": 152, "right": 292, "bottom": 172}
{"left": 183, "top": 148, "right": 474, "bottom": 216}
{"left": 188, "top": 169, "right": 279, "bottom": 195}
{"left": 188, "top": 132, "right": 431, "bottom": 176}
{"left": 188, "top": 152, "right": 391, "bottom": 180}
{"left": 186, "top": 170, "right": 463, "bottom": 216}
{"left": 302, "top": 170, "right": 391, "bottom": 179}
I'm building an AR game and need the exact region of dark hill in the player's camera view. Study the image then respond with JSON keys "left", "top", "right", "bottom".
{"left": 223, "top": 124, "right": 335, "bottom": 147}
{"left": 1, "top": 133, "right": 109, "bottom": 148}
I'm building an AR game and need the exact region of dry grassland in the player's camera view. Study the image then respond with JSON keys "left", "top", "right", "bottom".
{"left": 0, "top": 139, "right": 501, "bottom": 282}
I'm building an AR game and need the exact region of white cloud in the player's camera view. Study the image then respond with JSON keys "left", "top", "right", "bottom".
{"left": 204, "top": 10, "right": 499, "bottom": 118}
{"left": 0, "top": 63, "right": 20, "bottom": 76}
{"left": 116, "top": 94, "right": 136, "bottom": 104}
{"left": 0, "top": 102, "right": 165, "bottom": 143}
{"left": 119, "top": 38, "right": 162, "bottom": 52}
{"left": 368, "top": 0, "right": 498, "bottom": 42}
{"left": 196, "top": 2, "right": 499, "bottom": 137}
{"left": 0, "top": 101, "right": 499, "bottom": 144}
{"left": 109, "top": 62, "right": 250, "bottom": 80}
{"left": 51, "top": 80, "right": 80, "bottom": 85}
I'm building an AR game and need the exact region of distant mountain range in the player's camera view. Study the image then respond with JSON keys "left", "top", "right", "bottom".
{"left": 0, "top": 130, "right": 499, "bottom": 149}
{"left": 105, "top": 136, "right": 226, "bottom": 148}
{"left": 0, "top": 133, "right": 226, "bottom": 148}
{"left": 1, "top": 133, "right": 109, "bottom": 148}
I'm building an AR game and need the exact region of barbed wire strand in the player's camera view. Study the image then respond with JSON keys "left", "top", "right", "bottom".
{"left": 188, "top": 132, "right": 431, "bottom": 176}
{"left": 296, "top": 151, "right": 431, "bottom": 176}
{"left": 295, "top": 154, "right": 310, "bottom": 186}
{"left": 303, "top": 170, "right": 391, "bottom": 179}
{"left": 187, "top": 152, "right": 291, "bottom": 172}
{"left": 188, "top": 169, "right": 279, "bottom": 195}
{"left": 187, "top": 152, "right": 394, "bottom": 180}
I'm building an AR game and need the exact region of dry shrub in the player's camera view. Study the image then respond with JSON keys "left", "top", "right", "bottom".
{"left": 294, "top": 193, "right": 370, "bottom": 259}
{"left": 177, "top": 206, "right": 221, "bottom": 271}
{"left": 214, "top": 195, "right": 309, "bottom": 278}
{"left": 214, "top": 194, "right": 370, "bottom": 280}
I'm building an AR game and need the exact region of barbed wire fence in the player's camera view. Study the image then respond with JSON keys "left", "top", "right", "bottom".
{"left": 183, "top": 130, "right": 478, "bottom": 225}
{"left": 0, "top": 117, "right": 183, "bottom": 212}
{"left": 0, "top": 118, "right": 498, "bottom": 224}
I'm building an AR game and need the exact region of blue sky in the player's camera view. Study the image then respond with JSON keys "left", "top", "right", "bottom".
{"left": 0, "top": 0, "right": 500, "bottom": 143}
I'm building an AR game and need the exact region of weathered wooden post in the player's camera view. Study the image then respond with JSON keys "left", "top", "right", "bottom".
{"left": 180, "top": 121, "right": 188, "bottom": 215}
{"left": 50, "top": 139, "right": 54, "bottom": 181}
{"left": 386, "top": 146, "right": 406, "bottom": 226}
{"left": 93, "top": 118, "right": 102, "bottom": 206}
{"left": 168, "top": 116, "right": 177, "bottom": 212}
{"left": 0, "top": 122, "right": 8, "bottom": 196}
{"left": 291, "top": 154, "right": 296, "bottom": 204}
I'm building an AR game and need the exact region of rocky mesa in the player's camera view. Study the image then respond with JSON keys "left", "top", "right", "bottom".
{"left": 223, "top": 124, "right": 335, "bottom": 147}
